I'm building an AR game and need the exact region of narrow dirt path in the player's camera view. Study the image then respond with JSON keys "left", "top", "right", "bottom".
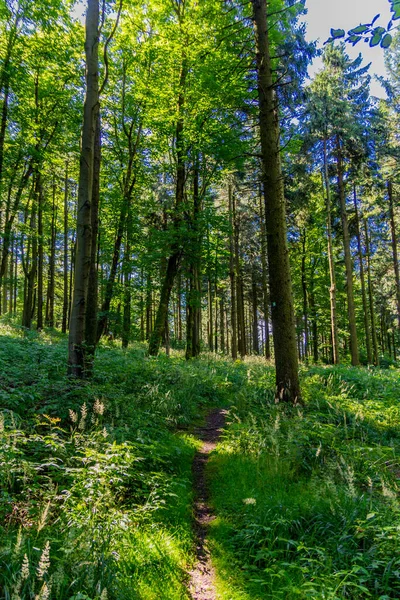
{"left": 188, "top": 408, "right": 227, "bottom": 600}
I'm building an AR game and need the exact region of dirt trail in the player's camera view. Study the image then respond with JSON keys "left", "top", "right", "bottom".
{"left": 188, "top": 408, "right": 227, "bottom": 600}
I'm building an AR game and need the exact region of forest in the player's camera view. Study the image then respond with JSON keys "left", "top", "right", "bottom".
{"left": 1, "top": 0, "right": 400, "bottom": 598}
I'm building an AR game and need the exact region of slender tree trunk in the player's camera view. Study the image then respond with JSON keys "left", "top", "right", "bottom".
{"left": 207, "top": 276, "right": 214, "bottom": 352}
{"left": 322, "top": 141, "right": 339, "bottom": 364}
{"left": 252, "top": 0, "right": 300, "bottom": 402}
{"left": 220, "top": 289, "right": 225, "bottom": 354}
{"left": 46, "top": 180, "right": 57, "bottom": 327}
{"left": 149, "top": 59, "right": 187, "bottom": 356}
{"left": 22, "top": 195, "right": 38, "bottom": 329}
{"left": 336, "top": 135, "right": 359, "bottom": 366}
{"left": 122, "top": 204, "right": 132, "bottom": 349}
{"left": 185, "top": 167, "right": 202, "bottom": 359}
{"left": 13, "top": 245, "right": 17, "bottom": 315}
{"left": 8, "top": 237, "right": 13, "bottom": 315}
{"left": 301, "top": 228, "right": 309, "bottom": 361}
{"left": 234, "top": 201, "right": 246, "bottom": 358}
{"left": 364, "top": 218, "right": 379, "bottom": 365}
{"left": 259, "top": 188, "right": 271, "bottom": 359}
{"left": 388, "top": 181, "right": 400, "bottom": 330}
{"left": 252, "top": 264, "right": 259, "bottom": 354}
{"left": 68, "top": 238, "right": 75, "bottom": 330}
{"left": 309, "top": 266, "right": 319, "bottom": 363}
{"left": 36, "top": 174, "right": 44, "bottom": 330}
{"left": 85, "top": 111, "right": 101, "bottom": 360}
{"left": 62, "top": 163, "right": 69, "bottom": 333}
{"left": 1, "top": 255, "right": 7, "bottom": 314}
{"left": 353, "top": 186, "right": 371, "bottom": 363}
{"left": 228, "top": 182, "right": 238, "bottom": 359}
{"left": 68, "top": 0, "right": 99, "bottom": 376}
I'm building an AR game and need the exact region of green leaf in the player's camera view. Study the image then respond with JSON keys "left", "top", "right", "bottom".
{"left": 391, "top": 4, "right": 400, "bottom": 19}
{"left": 370, "top": 31, "right": 383, "bottom": 47}
{"left": 349, "top": 25, "right": 369, "bottom": 34}
{"left": 330, "top": 28, "right": 345, "bottom": 39}
{"left": 348, "top": 35, "right": 362, "bottom": 45}
{"left": 381, "top": 33, "right": 392, "bottom": 49}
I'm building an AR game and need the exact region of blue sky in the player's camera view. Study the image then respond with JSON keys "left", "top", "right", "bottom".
{"left": 303, "top": 0, "right": 392, "bottom": 97}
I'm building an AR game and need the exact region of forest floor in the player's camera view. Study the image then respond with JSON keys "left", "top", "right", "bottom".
{"left": 1, "top": 321, "right": 400, "bottom": 599}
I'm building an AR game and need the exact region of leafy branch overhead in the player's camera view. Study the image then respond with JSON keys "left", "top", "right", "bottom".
{"left": 326, "top": 0, "right": 400, "bottom": 48}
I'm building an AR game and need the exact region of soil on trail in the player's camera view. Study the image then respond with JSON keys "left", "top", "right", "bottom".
{"left": 188, "top": 408, "right": 227, "bottom": 600}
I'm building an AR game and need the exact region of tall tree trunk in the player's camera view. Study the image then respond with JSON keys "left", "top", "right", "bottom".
{"left": 7, "top": 237, "right": 13, "bottom": 314}
{"left": 220, "top": 289, "right": 225, "bottom": 354}
{"left": 309, "top": 264, "right": 319, "bottom": 363}
{"left": 85, "top": 111, "right": 101, "bottom": 360}
{"left": 252, "top": 0, "right": 300, "bottom": 402}
{"left": 353, "top": 187, "right": 371, "bottom": 363}
{"left": 62, "top": 163, "right": 69, "bottom": 333}
{"left": 13, "top": 244, "right": 17, "bottom": 315}
{"left": 322, "top": 141, "right": 339, "bottom": 364}
{"left": 259, "top": 188, "right": 271, "bottom": 359}
{"left": 149, "top": 59, "right": 187, "bottom": 357}
{"left": 252, "top": 264, "right": 259, "bottom": 354}
{"left": 68, "top": 0, "right": 99, "bottom": 376}
{"left": 388, "top": 181, "right": 400, "bottom": 330}
{"left": 122, "top": 204, "right": 132, "bottom": 349}
{"left": 364, "top": 218, "right": 379, "bottom": 366}
{"left": 207, "top": 276, "right": 214, "bottom": 352}
{"left": 228, "top": 182, "right": 238, "bottom": 359}
{"left": 336, "top": 135, "right": 359, "bottom": 366}
{"left": 22, "top": 192, "right": 38, "bottom": 329}
{"left": 36, "top": 175, "right": 44, "bottom": 330}
{"left": 46, "top": 179, "right": 57, "bottom": 327}
{"left": 301, "top": 228, "right": 309, "bottom": 361}
{"left": 185, "top": 167, "right": 202, "bottom": 359}
{"left": 234, "top": 198, "right": 246, "bottom": 358}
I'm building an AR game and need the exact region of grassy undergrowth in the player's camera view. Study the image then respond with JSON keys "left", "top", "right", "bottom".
{"left": 0, "top": 322, "right": 245, "bottom": 600}
{"left": 208, "top": 364, "right": 400, "bottom": 599}
{"left": 1, "top": 320, "right": 400, "bottom": 599}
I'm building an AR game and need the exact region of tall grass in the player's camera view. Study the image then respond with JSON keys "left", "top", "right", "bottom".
{"left": 0, "top": 323, "right": 246, "bottom": 599}
{"left": 209, "top": 363, "right": 400, "bottom": 599}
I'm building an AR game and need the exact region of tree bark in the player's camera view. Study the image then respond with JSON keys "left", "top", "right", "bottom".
{"left": 259, "top": 188, "right": 271, "bottom": 359}
{"left": 228, "top": 181, "right": 238, "bottom": 359}
{"left": 336, "top": 135, "right": 359, "bottom": 366}
{"left": 388, "top": 181, "right": 400, "bottom": 330}
{"left": 186, "top": 166, "right": 202, "bottom": 359}
{"left": 46, "top": 179, "right": 57, "bottom": 327}
{"left": 252, "top": 263, "right": 259, "bottom": 354}
{"left": 322, "top": 141, "right": 339, "bottom": 364}
{"left": 85, "top": 110, "right": 101, "bottom": 359}
{"left": 148, "top": 59, "right": 187, "bottom": 357}
{"left": 122, "top": 204, "right": 132, "bottom": 349}
{"left": 353, "top": 186, "right": 371, "bottom": 363}
{"left": 62, "top": 163, "right": 69, "bottom": 333}
{"left": 364, "top": 218, "right": 379, "bottom": 366}
{"left": 301, "top": 228, "right": 309, "bottom": 361}
{"left": 252, "top": 0, "right": 300, "bottom": 402}
{"left": 68, "top": 0, "right": 99, "bottom": 377}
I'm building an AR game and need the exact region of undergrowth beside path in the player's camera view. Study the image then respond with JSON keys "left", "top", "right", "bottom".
{"left": 0, "top": 323, "right": 241, "bottom": 599}
{"left": 208, "top": 365, "right": 400, "bottom": 599}
{"left": 1, "top": 321, "right": 400, "bottom": 599}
